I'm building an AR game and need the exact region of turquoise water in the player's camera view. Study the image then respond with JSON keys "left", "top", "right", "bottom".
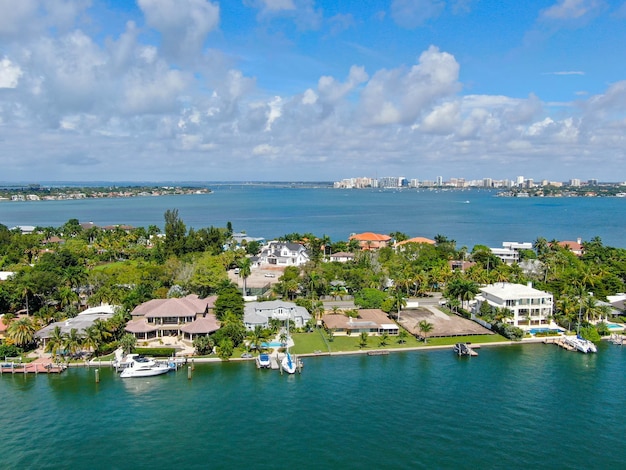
{"left": 1, "top": 343, "right": 624, "bottom": 469}
{"left": 607, "top": 324, "right": 624, "bottom": 330}
{"left": 261, "top": 341, "right": 284, "bottom": 347}
{"left": 529, "top": 328, "right": 562, "bottom": 334}
{"left": 2, "top": 187, "right": 626, "bottom": 247}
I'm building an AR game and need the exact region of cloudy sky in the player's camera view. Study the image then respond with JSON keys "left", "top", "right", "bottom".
{"left": 1, "top": 0, "right": 626, "bottom": 183}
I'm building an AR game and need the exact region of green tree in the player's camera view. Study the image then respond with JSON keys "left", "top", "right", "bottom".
{"left": 359, "top": 331, "right": 368, "bottom": 348}
{"left": 164, "top": 209, "right": 187, "bottom": 257}
{"left": 7, "top": 317, "right": 37, "bottom": 348}
{"left": 397, "top": 329, "right": 409, "bottom": 344}
{"left": 248, "top": 325, "right": 269, "bottom": 352}
{"left": 379, "top": 332, "right": 390, "bottom": 347}
{"left": 214, "top": 286, "right": 244, "bottom": 320}
{"left": 63, "top": 328, "right": 83, "bottom": 357}
{"left": 217, "top": 337, "right": 234, "bottom": 360}
{"left": 238, "top": 257, "right": 252, "bottom": 295}
{"left": 417, "top": 320, "right": 434, "bottom": 343}
{"left": 45, "top": 326, "right": 66, "bottom": 359}
{"left": 119, "top": 333, "right": 137, "bottom": 355}
{"left": 193, "top": 335, "right": 214, "bottom": 355}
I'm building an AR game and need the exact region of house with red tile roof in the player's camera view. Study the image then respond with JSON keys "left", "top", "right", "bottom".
{"left": 125, "top": 294, "right": 219, "bottom": 342}
{"left": 394, "top": 236, "right": 436, "bottom": 248}
{"left": 349, "top": 232, "right": 392, "bottom": 250}
{"left": 557, "top": 238, "right": 584, "bottom": 256}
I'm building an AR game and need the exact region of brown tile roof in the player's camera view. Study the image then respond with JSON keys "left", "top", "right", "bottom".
{"left": 349, "top": 232, "right": 391, "bottom": 242}
{"left": 180, "top": 316, "right": 220, "bottom": 334}
{"left": 396, "top": 237, "right": 436, "bottom": 246}
{"left": 131, "top": 295, "right": 217, "bottom": 318}
{"left": 125, "top": 319, "right": 159, "bottom": 333}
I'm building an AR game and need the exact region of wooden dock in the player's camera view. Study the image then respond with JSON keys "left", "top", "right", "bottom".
{"left": 543, "top": 337, "right": 575, "bottom": 351}
{"left": 367, "top": 350, "right": 389, "bottom": 356}
{"left": 1, "top": 357, "right": 66, "bottom": 374}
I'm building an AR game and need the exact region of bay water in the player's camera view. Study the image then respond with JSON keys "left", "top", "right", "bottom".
{"left": 1, "top": 343, "right": 624, "bottom": 469}
{"left": 1, "top": 186, "right": 626, "bottom": 468}
{"left": 1, "top": 186, "right": 626, "bottom": 248}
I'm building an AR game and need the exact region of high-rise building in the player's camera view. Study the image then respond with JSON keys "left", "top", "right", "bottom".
{"left": 570, "top": 179, "right": 581, "bottom": 187}
{"left": 436, "top": 176, "right": 443, "bottom": 186}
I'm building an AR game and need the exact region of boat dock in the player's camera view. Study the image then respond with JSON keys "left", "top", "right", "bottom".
{"left": 1, "top": 357, "right": 66, "bottom": 374}
{"left": 609, "top": 334, "right": 624, "bottom": 346}
{"left": 367, "top": 350, "right": 389, "bottom": 356}
{"left": 453, "top": 343, "right": 479, "bottom": 356}
{"left": 543, "top": 337, "right": 576, "bottom": 351}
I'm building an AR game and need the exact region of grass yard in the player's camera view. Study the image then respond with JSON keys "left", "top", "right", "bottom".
{"left": 291, "top": 330, "right": 508, "bottom": 354}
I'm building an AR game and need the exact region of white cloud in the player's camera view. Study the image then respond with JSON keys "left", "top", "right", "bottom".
{"left": 539, "top": 0, "right": 605, "bottom": 21}
{"left": 0, "top": 57, "right": 23, "bottom": 88}
{"left": 138, "top": 0, "right": 220, "bottom": 61}
{"left": 419, "top": 101, "right": 460, "bottom": 134}
{"left": 360, "top": 46, "right": 460, "bottom": 125}
{"left": 390, "top": 0, "right": 445, "bottom": 28}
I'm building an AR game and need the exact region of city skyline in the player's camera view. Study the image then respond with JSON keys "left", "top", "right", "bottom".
{"left": 1, "top": 1, "right": 626, "bottom": 182}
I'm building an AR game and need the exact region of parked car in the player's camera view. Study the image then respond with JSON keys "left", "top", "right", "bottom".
{"left": 264, "top": 273, "right": 275, "bottom": 278}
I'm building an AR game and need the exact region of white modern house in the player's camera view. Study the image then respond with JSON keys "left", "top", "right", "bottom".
{"left": 490, "top": 242, "right": 533, "bottom": 265}
{"left": 243, "top": 301, "right": 311, "bottom": 331}
{"left": 474, "top": 282, "right": 553, "bottom": 328}
{"left": 257, "top": 241, "right": 309, "bottom": 267}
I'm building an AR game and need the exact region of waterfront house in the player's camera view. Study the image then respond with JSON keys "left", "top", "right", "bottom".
{"left": 328, "top": 252, "right": 355, "bottom": 263}
{"left": 474, "top": 283, "right": 553, "bottom": 328}
{"left": 322, "top": 309, "right": 399, "bottom": 336}
{"left": 349, "top": 232, "right": 392, "bottom": 250}
{"left": 257, "top": 241, "right": 309, "bottom": 267}
{"left": 243, "top": 300, "right": 311, "bottom": 331}
{"left": 556, "top": 238, "right": 584, "bottom": 256}
{"left": 35, "top": 304, "right": 117, "bottom": 347}
{"left": 394, "top": 236, "right": 436, "bottom": 248}
{"left": 490, "top": 242, "right": 533, "bottom": 265}
{"left": 125, "top": 294, "right": 219, "bottom": 342}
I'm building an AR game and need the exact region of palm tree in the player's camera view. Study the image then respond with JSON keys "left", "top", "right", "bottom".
{"left": 248, "top": 325, "right": 269, "bottom": 352}
{"left": 359, "top": 331, "right": 368, "bottom": 348}
{"left": 238, "top": 257, "right": 252, "bottom": 295}
{"left": 396, "top": 329, "right": 408, "bottom": 344}
{"left": 391, "top": 287, "right": 407, "bottom": 321}
{"left": 119, "top": 333, "right": 137, "bottom": 355}
{"left": 379, "top": 332, "right": 390, "bottom": 347}
{"left": 83, "top": 325, "right": 103, "bottom": 357}
{"left": 7, "top": 317, "right": 37, "bottom": 348}
{"left": 45, "top": 326, "right": 66, "bottom": 359}
{"left": 417, "top": 320, "right": 434, "bottom": 343}
{"left": 63, "top": 328, "right": 83, "bottom": 357}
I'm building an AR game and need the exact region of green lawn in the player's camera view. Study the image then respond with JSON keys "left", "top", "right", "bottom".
{"left": 290, "top": 330, "right": 508, "bottom": 354}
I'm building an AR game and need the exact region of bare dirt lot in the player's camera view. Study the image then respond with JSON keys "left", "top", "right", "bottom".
{"left": 228, "top": 266, "right": 285, "bottom": 288}
{"left": 398, "top": 307, "right": 493, "bottom": 338}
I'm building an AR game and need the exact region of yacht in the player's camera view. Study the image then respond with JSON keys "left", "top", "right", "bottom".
{"left": 119, "top": 354, "right": 171, "bottom": 378}
{"left": 281, "top": 351, "right": 297, "bottom": 374}
{"left": 563, "top": 335, "right": 597, "bottom": 354}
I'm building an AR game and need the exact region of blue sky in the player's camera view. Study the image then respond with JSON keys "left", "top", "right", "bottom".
{"left": 1, "top": 0, "right": 626, "bottom": 183}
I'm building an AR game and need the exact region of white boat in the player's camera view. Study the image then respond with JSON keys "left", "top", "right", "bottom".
{"left": 119, "top": 354, "right": 171, "bottom": 378}
{"left": 563, "top": 335, "right": 597, "bottom": 354}
{"left": 257, "top": 353, "right": 271, "bottom": 369}
{"left": 281, "top": 351, "right": 297, "bottom": 374}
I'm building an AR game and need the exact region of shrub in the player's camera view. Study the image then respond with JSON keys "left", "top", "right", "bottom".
{"left": 492, "top": 322, "right": 524, "bottom": 341}
{"left": 134, "top": 347, "right": 177, "bottom": 357}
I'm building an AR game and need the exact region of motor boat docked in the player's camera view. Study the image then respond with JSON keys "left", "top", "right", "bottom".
{"left": 257, "top": 354, "right": 271, "bottom": 369}
{"left": 281, "top": 351, "right": 297, "bottom": 374}
{"left": 563, "top": 335, "right": 597, "bottom": 354}
{"left": 119, "top": 354, "right": 172, "bottom": 378}
{"left": 453, "top": 343, "right": 478, "bottom": 357}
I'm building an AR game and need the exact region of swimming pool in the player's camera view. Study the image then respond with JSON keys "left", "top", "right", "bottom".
{"left": 606, "top": 324, "right": 624, "bottom": 330}
{"left": 529, "top": 328, "right": 562, "bottom": 335}
{"left": 261, "top": 341, "right": 284, "bottom": 348}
